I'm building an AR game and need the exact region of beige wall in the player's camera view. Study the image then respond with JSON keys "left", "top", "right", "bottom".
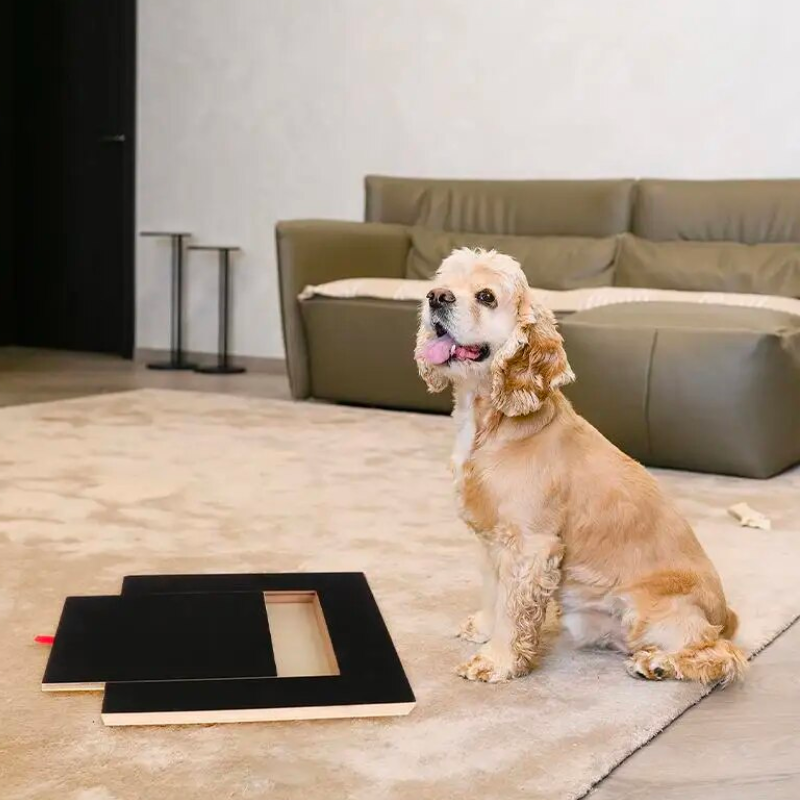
{"left": 137, "top": 0, "right": 800, "bottom": 358}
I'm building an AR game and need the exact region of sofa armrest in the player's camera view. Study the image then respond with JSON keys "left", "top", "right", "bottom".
{"left": 275, "top": 220, "right": 411, "bottom": 399}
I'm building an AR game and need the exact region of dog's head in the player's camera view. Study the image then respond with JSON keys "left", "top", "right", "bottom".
{"left": 415, "top": 248, "right": 574, "bottom": 416}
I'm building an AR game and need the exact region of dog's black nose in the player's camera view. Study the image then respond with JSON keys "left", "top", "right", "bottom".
{"left": 427, "top": 288, "right": 456, "bottom": 310}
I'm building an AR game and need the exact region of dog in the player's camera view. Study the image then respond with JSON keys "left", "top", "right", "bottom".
{"left": 415, "top": 248, "right": 746, "bottom": 685}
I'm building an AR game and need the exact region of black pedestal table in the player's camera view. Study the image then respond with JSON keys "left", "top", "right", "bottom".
{"left": 140, "top": 231, "right": 196, "bottom": 370}
{"left": 188, "top": 245, "right": 246, "bottom": 375}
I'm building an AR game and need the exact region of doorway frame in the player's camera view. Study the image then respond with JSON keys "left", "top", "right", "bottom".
{"left": 119, "top": 0, "right": 137, "bottom": 358}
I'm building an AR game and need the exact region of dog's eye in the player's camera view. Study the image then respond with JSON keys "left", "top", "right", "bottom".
{"left": 475, "top": 289, "right": 496, "bottom": 307}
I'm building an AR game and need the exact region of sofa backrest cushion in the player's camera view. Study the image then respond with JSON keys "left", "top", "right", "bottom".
{"left": 632, "top": 179, "right": 800, "bottom": 243}
{"left": 366, "top": 176, "right": 634, "bottom": 237}
{"left": 614, "top": 234, "right": 800, "bottom": 297}
{"left": 407, "top": 227, "right": 618, "bottom": 289}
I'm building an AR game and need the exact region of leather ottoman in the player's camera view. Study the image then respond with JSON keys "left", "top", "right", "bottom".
{"left": 560, "top": 303, "right": 800, "bottom": 478}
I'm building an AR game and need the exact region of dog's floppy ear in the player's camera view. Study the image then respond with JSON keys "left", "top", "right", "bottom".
{"left": 415, "top": 318, "right": 449, "bottom": 393}
{"left": 491, "top": 292, "right": 575, "bottom": 416}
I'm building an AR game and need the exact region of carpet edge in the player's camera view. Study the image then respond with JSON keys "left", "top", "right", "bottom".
{"left": 571, "top": 610, "right": 800, "bottom": 800}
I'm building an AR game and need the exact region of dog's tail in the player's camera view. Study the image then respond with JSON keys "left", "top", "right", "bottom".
{"left": 668, "top": 638, "right": 748, "bottom": 686}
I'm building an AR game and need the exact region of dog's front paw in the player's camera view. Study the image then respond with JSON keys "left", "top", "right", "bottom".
{"left": 456, "top": 645, "right": 518, "bottom": 683}
{"left": 456, "top": 612, "right": 492, "bottom": 644}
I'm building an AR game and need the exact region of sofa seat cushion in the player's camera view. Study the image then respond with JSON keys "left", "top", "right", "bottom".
{"left": 560, "top": 303, "right": 800, "bottom": 478}
{"left": 615, "top": 234, "right": 800, "bottom": 297}
{"left": 300, "top": 278, "right": 800, "bottom": 318}
{"left": 405, "top": 227, "right": 618, "bottom": 287}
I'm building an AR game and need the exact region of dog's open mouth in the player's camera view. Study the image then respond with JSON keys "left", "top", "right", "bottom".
{"left": 422, "top": 322, "right": 490, "bottom": 366}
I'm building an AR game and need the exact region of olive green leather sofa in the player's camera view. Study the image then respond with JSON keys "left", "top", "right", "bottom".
{"left": 276, "top": 177, "right": 800, "bottom": 478}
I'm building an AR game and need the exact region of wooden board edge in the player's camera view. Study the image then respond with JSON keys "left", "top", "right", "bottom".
{"left": 101, "top": 701, "right": 416, "bottom": 727}
{"left": 42, "top": 682, "right": 105, "bottom": 693}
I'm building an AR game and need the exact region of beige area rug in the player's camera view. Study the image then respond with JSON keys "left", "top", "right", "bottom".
{"left": 2, "top": 389, "right": 799, "bottom": 800}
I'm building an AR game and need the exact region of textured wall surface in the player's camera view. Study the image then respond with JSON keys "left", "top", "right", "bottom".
{"left": 137, "top": 1, "right": 800, "bottom": 357}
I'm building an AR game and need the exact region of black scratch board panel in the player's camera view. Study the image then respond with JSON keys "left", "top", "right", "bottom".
{"left": 43, "top": 592, "right": 276, "bottom": 686}
{"left": 100, "top": 572, "right": 415, "bottom": 723}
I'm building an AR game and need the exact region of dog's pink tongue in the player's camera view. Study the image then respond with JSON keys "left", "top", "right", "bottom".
{"left": 423, "top": 335, "right": 454, "bottom": 365}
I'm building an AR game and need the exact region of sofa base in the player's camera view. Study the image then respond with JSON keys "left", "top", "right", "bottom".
{"left": 299, "top": 296, "right": 800, "bottom": 478}
{"left": 300, "top": 297, "right": 452, "bottom": 414}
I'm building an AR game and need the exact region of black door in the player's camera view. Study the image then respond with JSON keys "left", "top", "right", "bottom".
{"left": 1, "top": 6, "right": 14, "bottom": 347}
{"left": 13, "top": 0, "right": 135, "bottom": 356}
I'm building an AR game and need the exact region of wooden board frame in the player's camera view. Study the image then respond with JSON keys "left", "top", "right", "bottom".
{"left": 41, "top": 572, "right": 415, "bottom": 726}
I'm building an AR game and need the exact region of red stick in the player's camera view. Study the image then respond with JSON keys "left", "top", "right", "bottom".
{"left": 34, "top": 635, "right": 55, "bottom": 645}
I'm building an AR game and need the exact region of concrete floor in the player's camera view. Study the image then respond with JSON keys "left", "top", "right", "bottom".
{"left": 2, "top": 347, "right": 798, "bottom": 800}
{"left": 0, "top": 347, "right": 291, "bottom": 409}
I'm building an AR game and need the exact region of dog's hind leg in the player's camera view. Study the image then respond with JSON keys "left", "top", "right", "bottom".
{"left": 624, "top": 596, "right": 747, "bottom": 686}
{"left": 626, "top": 639, "right": 747, "bottom": 685}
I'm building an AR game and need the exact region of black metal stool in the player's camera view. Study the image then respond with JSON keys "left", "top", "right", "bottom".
{"left": 188, "top": 245, "right": 246, "bottom": 374}
{"left": 140, "top": 231, "right": 196, "bottom": 370}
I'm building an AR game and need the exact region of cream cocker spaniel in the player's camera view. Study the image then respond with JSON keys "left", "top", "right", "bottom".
{"left": 415, "top": 248, "right": 746, "bottom": 686}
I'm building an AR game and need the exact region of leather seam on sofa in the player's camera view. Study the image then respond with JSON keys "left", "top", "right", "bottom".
{"left": 643, "top": 330, "right": 659, "bottom": 463}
